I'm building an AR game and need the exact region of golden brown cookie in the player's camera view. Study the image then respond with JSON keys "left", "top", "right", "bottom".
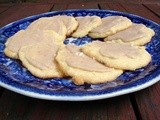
{"left": 72, "top": 16, "right": 102, "bottom": 38}
{"left": 4, "top": 30, "right": 62, "bottom": 59}
{"left": 27, "top": 17, "right": 67, "bottom": 42}
{"left": 105, "top": 23, "right": 155, "bottom": 45}
{"left": 53, "top": 15, "right": 78, "bottom": 36}
{"left": 82, "top": 41, "right": 151, "bottom": 70}
{"left": 19, "top": 43, "right": 64, "bottom": 78}
{"left": 56, "top": 44, "right": 123, "bottom": 85}
{"left": 88, "top": 16, "right": 132, "bottom": 38}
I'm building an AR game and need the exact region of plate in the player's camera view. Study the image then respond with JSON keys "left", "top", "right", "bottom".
{"left": 0, "top": 9, "right": 160, "bottom": 101}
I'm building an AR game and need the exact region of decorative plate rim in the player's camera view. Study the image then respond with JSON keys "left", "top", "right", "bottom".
{"left": 0, "top": 75, "right": 160, "bottom": 101}
{"left": 0, "top": 9, "right": 160, "bottom": 101}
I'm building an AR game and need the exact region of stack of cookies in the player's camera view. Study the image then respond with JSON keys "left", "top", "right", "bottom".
{"left": 4, "top": 15, "right": 155, "bottom": 85}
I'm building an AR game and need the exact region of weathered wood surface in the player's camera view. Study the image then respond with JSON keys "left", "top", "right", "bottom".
{"left": 0, "top": 90, "right": 136, "bottom": 120}
{"left": 120, "top": 3, "right": 160, "bottom": 23}
{"left": 0, "top": 1, "right": 160, "bottom": 120}
{"left": 67, "top": 3, "right": 98, "bottom": 9}
{"left": 0, "top": 4, "right": 13, "bottom": 13}
{"left": 144, "top": 3, "right": 160, "bottom": 17}
{"left": 28, "top": 0, "right": 160, "bottom": 4}
{"left": 1, "top": 0, "right": 160, "bottom": 4}
{"left": 0, "top": 3, "right": 53, "bottom": 27}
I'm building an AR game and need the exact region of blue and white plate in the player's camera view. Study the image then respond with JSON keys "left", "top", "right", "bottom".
{"left": 0, "top": 9, "right": 160, "bottom": 101}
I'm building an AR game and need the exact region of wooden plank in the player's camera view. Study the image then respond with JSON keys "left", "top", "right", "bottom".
{"left": 51, "top": 3, "right": 99, "bottom": 11}
{"left": 144, "top": 3, "right": 160, "bottom": 17}
{"left": 133, "top": 82, "right": 160, "bottom": 120}
{"left": 0, "top": 3, "right": 53, "bottom": 27}
{"left": 114, "top": 0, "right": 143, "bottom": 4}
{"left": 141, "top": 0, "right": 160, "bottom": 4}
{"left": 37, "top": 0, "right": 116, "bottom": 4}
{"left": 27, "top": 0, "right": 159, "bottom": 4}
{"left": 0, "top": 0, "right": 15, "bottom": 4}
{"left": 100, "top": 3, "right": 127, "bottom": 12}
{"left": 0, "top": 6, "right": 10, "bottom": 13}
{"left": 36, "top": 0, "right": 155, "bottom": 4}
{"left": 120, "top": 3, "right": 160, "bottom": 23}
{"left": 0, "top": 4, "right": 13, "bottom": 14}
{"left": 0, "top": 2, "right": 159, "bottom": 120}
{"left": 51, "top": 4, "right": 68, "bottom": 11}
{"left": 114, "top": 0, "right": 160, "bottom": 4}
{"left": 2, "top": 0, "right": 160, "bottom": 4}
{"left": 0, "top": 90, "right": 38, "bottom": 120}
{"left": 67, "top": 3, "right": 98, "bottom": 9}
{"left": 106, "top": 3, "right": 127, "bottom": 12}
{"left": 0, "top": 90, "right": 136, "bottom": 120}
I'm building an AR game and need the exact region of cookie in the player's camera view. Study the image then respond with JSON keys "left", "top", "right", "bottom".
{"left": 105, "top": 23, "right": 155, "bottom": 45}
{"left": 27, "top": 17, "right": 67, "bottom": 42}
{"left": 56, "top": 44, "right": 123, "bottom": 85}
{"left": 88, "top": 16, "right": 132, "bottom": 38}
{"left": 19, "top": 43, "right": 64, "bottom": 78}
{"left": 82, "top": 41, "right": 151, "bottom": 70}
{"left": 71, "top": 16, "right": 102, "bottom": 38}
{"left": 53, "top": 15, "right": 78, "bottom": 36}
{"left": 4, "top": 30, "right": 62, "bottom": 59}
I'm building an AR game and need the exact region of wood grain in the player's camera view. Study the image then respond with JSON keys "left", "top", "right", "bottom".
{"left": 0, "top": 3, "right": 53, "bottom": 27}
{"left": 67, "top": 3, "right": 98, "bottom": 9}
{"left": 100, "top": 3, "right": 126, "bottom": 12}
{"left": 0, "top": 90, "right": 136, "bottom": 120}
{"left": 1, "top": 0, "right": 160, "bottom": 4}
{"left": 34, "top": 0, "right": 160, "bottom": 4}
{"left": 35, "top": 0, "right": 119, "bottom": 4}
{"left": 133, "top": 82, "right": 160, "bottom": 120}
{"left": 120, "top": 3, "right": 160, "bottom": 23}
{"left": 0, "top": 4, "right": 13, "bottom": 14}
{"left": 51, "top": 3, "right": 99, "bottom": 13}
{"left": 141, "top": 0, "right": 160, "bottom": 4}
{"left": 113, "top": 0, "right": 143, "bottom": 4}
{"left": 51, "top": 4, "right": 68, "bottom": 11}
{"left": 0, "top": 2, "right": 160, "bottom": 120}
{"left": 144, "top": 3, "right": 160, "bottom": 17}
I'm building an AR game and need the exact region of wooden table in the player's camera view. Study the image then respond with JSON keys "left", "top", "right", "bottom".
{"left": 0, "top": 1, "right": 160, "bottom": 120}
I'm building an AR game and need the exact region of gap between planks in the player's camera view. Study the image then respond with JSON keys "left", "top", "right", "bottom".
{"left": 119, "top": 3, "right": 160, "bottom": 23}
{"left": 143, "top": 3, "right": 160, "bottom": 18}
{"left": 0, "top": 4, "right": 14, "bottom": 14}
